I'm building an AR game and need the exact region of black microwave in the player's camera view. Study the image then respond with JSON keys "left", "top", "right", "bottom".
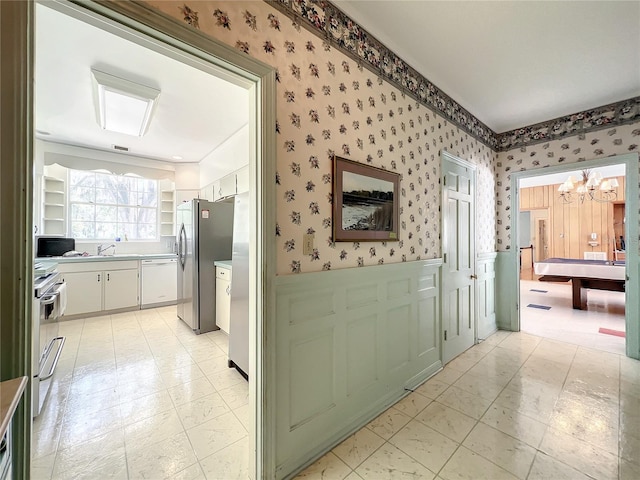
{"left": 36, "top": 237, "right": 75, "bottom": 257}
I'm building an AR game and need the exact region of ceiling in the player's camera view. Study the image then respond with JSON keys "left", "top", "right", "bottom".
{"left": 35, "top": 3, "right": 249, "bottom": 164}
{"left": 35, "top": 2, "right": 640, "bottom": 163}
{"left": 336, "top": 1, "right": 640, "bottom": 133}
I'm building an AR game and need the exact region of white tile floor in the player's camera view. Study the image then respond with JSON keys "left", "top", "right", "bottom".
{"left": 32, "top": 305, "right": 640, "bottom": 480}
{"left": 31, "top": 306, "right": 249, "bottom": 480}
{"left": 296, "top": 331, "right": 640, "bottom": 480}
{"left": 520, "top": 279, "right": 626, "bottom": 355}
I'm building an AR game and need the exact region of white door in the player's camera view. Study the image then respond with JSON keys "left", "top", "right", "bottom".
{"left": 61, "top": 271, "right": 102, "bottom": 316}
{"left": 104, "top": 269, "right": 139, "bottom": 310}
{"left": 441, "top": 152, "right": 476, "bottom": 364}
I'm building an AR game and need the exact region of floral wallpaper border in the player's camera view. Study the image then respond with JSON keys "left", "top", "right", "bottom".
{"left": 268, "top": 0, "right": 640, "bottom": 152}
{"left": 268, "top": 0, "right": 497, "bottom": 149}
{"left": 497, "top": 97, "right": 640, "bottom": 150}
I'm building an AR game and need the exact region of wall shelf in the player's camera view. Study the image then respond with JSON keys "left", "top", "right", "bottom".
{"left": 43, "top": 176, "right": 66, "bottom": 235}
{"left": 160, "top": 190, "right": 175, "bottom": 237}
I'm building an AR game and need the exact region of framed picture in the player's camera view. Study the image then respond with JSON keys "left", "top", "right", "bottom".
{"left": 332, "top": 155, "right": 400, "bottom": 242}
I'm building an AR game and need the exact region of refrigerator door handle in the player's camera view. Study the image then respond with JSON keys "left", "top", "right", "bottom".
{"left": 178, "top": 224, "right": 187, "bottom": 270}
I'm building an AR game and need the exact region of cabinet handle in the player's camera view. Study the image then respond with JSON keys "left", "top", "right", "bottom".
{"left": 226, "top": 285, "right": 230, "bottom": 295}
{"left": 97, "top": 274, "right": 101, "bottom": 282}
{"left": 107, "top": 273, "right": 110, "bottom": 281}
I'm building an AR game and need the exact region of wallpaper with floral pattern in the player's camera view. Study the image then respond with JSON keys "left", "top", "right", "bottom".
{"left": 496, "top": 122, "right": 640, "bottom": 252}
{"left": 145, "top": 0, "right": 497, "bottom": 274}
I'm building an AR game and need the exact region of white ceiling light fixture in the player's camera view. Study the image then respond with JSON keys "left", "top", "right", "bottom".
{"left": 91, "top": 69, "right": 160, "bottom": 137}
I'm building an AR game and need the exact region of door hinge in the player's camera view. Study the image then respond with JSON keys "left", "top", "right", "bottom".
{"left": 443, "top": 176, "right": 446, "bottom": 186}
{"left": 443, "top": 253, "right": 447, "bottom": 263}
{"left": 444, "top": 330, "right": 447, "bottom": 341}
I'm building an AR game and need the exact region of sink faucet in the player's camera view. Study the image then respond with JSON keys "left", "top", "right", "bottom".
{"left": 97, "top": 244, "right": 116, "bottom": 256}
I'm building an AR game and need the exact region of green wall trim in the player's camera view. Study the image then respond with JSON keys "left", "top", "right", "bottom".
{"left": 274, "top": 259, "right": 442, "bottom": 478}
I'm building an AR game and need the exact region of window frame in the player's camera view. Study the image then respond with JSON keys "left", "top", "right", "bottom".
{"left": 67, "top": 168, "right": 160, "bottom": 241}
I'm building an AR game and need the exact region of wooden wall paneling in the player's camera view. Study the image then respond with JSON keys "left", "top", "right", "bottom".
{"left": 619, "top": 175, "right": 626, "bottom": 202}
{"left": 568, "top": 200, "right": 581, "bottom": 258}
{"left": 534, "top": 186, "right": 545, "bottom": 208}
{"left": 520, "top": 188, "right": 530, "bottom": 210}
{"left": 592, "top": 197, "right": 603, "bottom": 256}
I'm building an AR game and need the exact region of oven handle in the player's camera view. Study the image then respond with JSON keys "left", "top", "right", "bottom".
{"left": 38, "top": 336, "right": 66, "bottom": 381}
{"left": 40, "top": 293, "right": 58, "bottom": 306}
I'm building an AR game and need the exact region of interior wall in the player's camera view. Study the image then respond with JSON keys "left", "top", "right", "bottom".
{"left": 519, "top": 176, "right": 626, "bottom": 261}
{"left": 497, "top": 122, "right": 640, "bottom": 253}
{"left": 145, "top": 0, "right": 498, "bottom": 275}
{"left": 199, "top": 123, "right": 249, "bottom": 188}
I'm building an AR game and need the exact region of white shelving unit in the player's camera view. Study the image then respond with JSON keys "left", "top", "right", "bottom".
{"left": 160, "top": 190, "right": 175, "bottom": 237}
{"left": 42, "top": 176, "right": 65, "bottom": 235}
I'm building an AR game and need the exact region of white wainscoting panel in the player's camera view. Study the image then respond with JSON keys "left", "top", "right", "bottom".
{"left": 274, "top": 260, "right": 442, "bottom": 478}
{"left": 477, "top": 252, "right": 498, "bottom": 339}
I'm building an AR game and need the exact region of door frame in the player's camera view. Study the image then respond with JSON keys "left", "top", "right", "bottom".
{"left": 7, "top": 1, "right": 278, "bottom": 477}
{"left": 440, "top": 150, "right": 478, "bottom": 363}
{"left": 509, "top": 153, "right": 640, "bottom": 359}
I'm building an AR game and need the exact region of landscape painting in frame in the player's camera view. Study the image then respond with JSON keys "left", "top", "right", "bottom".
{"left": 332, "top": 156, "right": 400, "bottom": 242}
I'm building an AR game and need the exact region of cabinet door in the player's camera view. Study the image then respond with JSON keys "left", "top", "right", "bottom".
{"left": 219, "top": 174, "right": 237, "bottom": 198}
{"left": 236, "top": 165, "right": 249, "bottom": 193}
{"left": 212, "top": 180, "right": 222, "bottom": 201}
{"left": 216, "top": 277, "right": 231, "bottom": 333}
{"left": 61, "top": 271, "right": 102, "bottom": 316}
{"left": 104, "top": 269, "right": 139, "bottom": 310}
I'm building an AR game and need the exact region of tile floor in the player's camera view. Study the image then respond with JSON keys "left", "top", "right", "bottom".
{"left": 296, "top": 330, "right": 640, "bottom": 480}
{"left": 31, "top": 305, "right": 249, "bottom": 480}
{"left": 520, "top": 279, "right": 626, "bottom": 355}
{"left": 32, "top": 305, "right": 639, "bottom": 480}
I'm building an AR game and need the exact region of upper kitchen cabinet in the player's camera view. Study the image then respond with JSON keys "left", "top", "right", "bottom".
{"left": 42, "top": 175, "right": 66, "bottom": 235}
{"left": 210, "top": 165, "right": 249, "bottom": 201}
{"left": 236, "top": 165, "right": 249, "bottom": 194}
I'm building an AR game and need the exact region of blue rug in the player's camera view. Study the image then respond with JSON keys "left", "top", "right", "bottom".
{"left": 527, "top": 304, "right": 551, "bottom": 310}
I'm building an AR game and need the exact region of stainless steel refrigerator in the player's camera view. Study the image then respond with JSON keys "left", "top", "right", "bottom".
{"left": 177, "top": 198, "right": 234, "bottom": 334}
{"left": 228, "top": 192, "right": 250, "bottom": 378}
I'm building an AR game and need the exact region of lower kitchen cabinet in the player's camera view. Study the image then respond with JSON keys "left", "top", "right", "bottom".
{"left": 104, "top": 269, "right": 139, "bottom": 310}
{"left": 215, "top": 266, "right": 231, "bottom": 334}
{"left": 59, "top": 260, "right": 139, "bottom": 317}
{"left": 61, "top": 271, "right": 102, "bottom": 316}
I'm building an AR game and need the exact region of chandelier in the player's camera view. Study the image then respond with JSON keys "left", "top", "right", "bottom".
{"left": 558, "top": 169, "right": 619, "bottom": 204}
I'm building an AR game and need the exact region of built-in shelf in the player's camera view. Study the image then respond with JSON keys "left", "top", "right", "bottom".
{"left": 160, "top": 190, "right": 175, "bottom": 237}
{"left": 43, "top": 176, "right": 66, "bottom": 235}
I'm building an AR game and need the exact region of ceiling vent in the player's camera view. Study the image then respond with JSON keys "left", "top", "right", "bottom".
{"left": 112, "top": 144, "right": 129, "bottom": 152}
{"left": 91, "top": 69, "right": 160, "bottom": 137}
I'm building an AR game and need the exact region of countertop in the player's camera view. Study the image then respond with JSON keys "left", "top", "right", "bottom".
{"left": 1, "top": 376, "right": 28, "bottom": 439}
{"left": 36, "top": 253, "right": 177, "bottom": 264}
{"left": 215, "top": 260, "right": 232, "bottom": 269}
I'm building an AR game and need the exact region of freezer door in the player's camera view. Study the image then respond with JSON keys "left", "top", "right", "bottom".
{"left": 228, "top": 192, "right": 250, "bottom": 377}
{"left": 177, "top": 201, "right": 196, "bottom": 330}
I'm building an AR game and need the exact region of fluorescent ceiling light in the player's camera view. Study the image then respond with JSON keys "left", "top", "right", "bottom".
{"left": 91, "top": 69, "right": 160, "bottom": 137}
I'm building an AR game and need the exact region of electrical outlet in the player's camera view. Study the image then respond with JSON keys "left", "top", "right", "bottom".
{"left": 303, "top": 233, "right": 314, "bottom": 255}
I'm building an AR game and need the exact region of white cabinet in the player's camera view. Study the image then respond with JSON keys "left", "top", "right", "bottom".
{"left": 61, "top": 271, "right": 102, "bottom": 316}
{"left": 236, "top": 165, "right": 249, "bottom": 193}
{"left": 104, "top": 269, "right": 139, "bottom": 310}
{"left": 42, "top": 176, "right": 66, "bottom": 235}
{"left": 215, "top": 266, "right": 231, "bottom": 334}
{"left": 59, "top": 260, "right": 139, "bottom": 316}
{"left": 210, "top": 165, "right": 249, "bottom": 201}
{"left": 160, "top": 190, "right": 175, "bottom": 237}
{"left": 219, "top": 174, "right": 237, "bottom": 199}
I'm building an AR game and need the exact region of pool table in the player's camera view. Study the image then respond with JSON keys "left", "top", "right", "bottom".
{"left": 534, "top": 258, "right": 625, "bottom": 310}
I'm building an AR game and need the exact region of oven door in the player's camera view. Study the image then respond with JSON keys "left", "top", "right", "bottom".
{"left": 33, "top": 283, "right": 66, "bottom": 417}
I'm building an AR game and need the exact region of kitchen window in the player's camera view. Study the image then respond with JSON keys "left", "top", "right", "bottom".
{"left": 69, "top": 169, "right": 158, "bottom": 240}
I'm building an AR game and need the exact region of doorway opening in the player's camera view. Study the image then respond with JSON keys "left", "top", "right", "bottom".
{"left": 31, "top": 1, "right": 275, "bottom": 478}
{"left": 511, "top": 154, "right": 639, "bottom": 359}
